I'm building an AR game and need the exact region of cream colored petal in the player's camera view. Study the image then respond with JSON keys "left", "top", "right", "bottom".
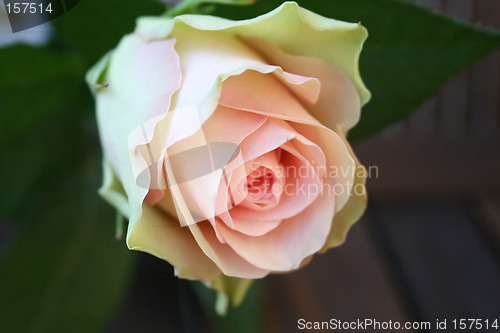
{"left": 128, "top": 203, "right": 222, "bottom": 281}
{"left": 135, "top": 1, "right": 370, "bottom": 104}
{"left": 168, "top": 25, "right": 319, "bottom": 130}
{"left": 88, "top": 35, "right": 182, "bottom": 256}
{"left": 99, "top": 158, "right": 130, "bottom": 219}
{"left": 320, "top": 128, "right": 367, "bottom": 251}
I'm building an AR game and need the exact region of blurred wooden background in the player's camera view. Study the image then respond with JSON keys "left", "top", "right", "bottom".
{"left": 358, "top": 0, "right": 499, "bottom": 198}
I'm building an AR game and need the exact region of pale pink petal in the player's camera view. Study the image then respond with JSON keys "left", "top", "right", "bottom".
{"left": 219, "top": 216, "right": 282, "bottom": 237}
{"left": 204, "top": 106, "right": 268, "bottom": 218}
{"left": 216, "top": 150, "right": 285, "bottom": 237}
{"left": 220, "top": 76, "right": 356, "bottom": 214}
{"left": 219, "top": 70, "right": 321, "bottom": 126}
{"left": 211, "top": 153, "right": 248, "bottom": 234}
{"left": 243, "top": 36, "right": 361, "bottom": 132}
{"left": 238, "top": 150, "right": 284, "bottom": 210}
{"left": 145, "top": 189, "right": 164, "bottom": 205}
{"left": 227, "top": 118, "right": 325, "bottom": 222}
{"left": 291, "top": 123, "right": 355, "bottom": 212}
{"left": 321, "top": 128, "right": 368, "bottom": 251}
{"left": 230, "top": 141, "right": 322, "bottom": 222}
{"left": 202, "top": 105, "right": 267, "bottom": 144}
{"left": 135, "top": 105, "right": 217, "bottom": 226}
{"left": 172, "top": 26, "right": 320, "bottom": 128}
{"left": 218, "top": 190, "right": 335, "bottom": 271}
{"left": 237, "top": 118, "right": 298, "bottom": 163}
{"left": 98, "top": 37, "right": 181, "bottom": 178}
{"left": 189, "top": 222, "right": 270, "bottom": 278}
{"left": 158, "top": 105, "right": 267, "bottom": 225}
{"left": 280, "top": 137, "right": 326, "bottom": 178}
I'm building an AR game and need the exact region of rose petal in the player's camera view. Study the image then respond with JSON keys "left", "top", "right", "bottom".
{"left": 99, "top": 158, "right": 130, "bottom": 218}
{"left": 88, "top": 35, "right": 182, "bottom": 247}
{"left": 228, "top": 119, "right": 325, "bottom": 221}
{"left": 161, "top": 22, "right": 320, "bottom": 131}
{"left": 135, "top": 2, "right": 370, "bottom": 105}
{"left": 132, "top": 104, "right": 211, "bottom": 226}
{"left": 219, "top": 70, "right": 320, "bottom": 126}
{"left": 237, "top": 118, "right": 298, "bottom": 162}
{"left": 230, "top": 141, "right": 322, "bottom": 222}
{"left": 161, "top": 105, "right": 267, "bottom": 225}
{"left": 218, "top": 188, "right": 335, "bottom": 271}
{"left": 219, "top": 215, "right": 283, "bottom": 237}
{"left": 202, "top": 105, "right": 267, "bottom": 146}
{"left": 128, "top": 203, "right": 221, "bottom": 281}
{"left": 243, "top": 36, "right": 362, "bottom": 132}
{"left": 189, "top": 222, "right": 270, "bottom": 278}
{"left": 290, "top": 122, "right": 355, "bottom": 212}
{"left": 238, "top": 150, "right": 284, "bottom": 210}
{"left": 320, "top": 127, "right": 368, "bottom": 251}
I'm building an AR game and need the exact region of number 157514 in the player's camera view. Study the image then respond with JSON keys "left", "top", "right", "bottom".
{"left": 5, "top": 2, "right": 53, "bottom": 14}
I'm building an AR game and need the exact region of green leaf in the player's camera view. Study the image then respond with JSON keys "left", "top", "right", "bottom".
{"left": 213, "top": 0, "right": 500, "bottom": 141}
{"left": 165, "top": 0, "right": 256, "bottom": 17}
{"left": 0, "top": 45, "right": 85, "bottom": 142}
{"left": 0, "top": 152, "right": 135, "bottom": 333}
{"left": 52, "top": 0, "right": 165, "bottom": 63}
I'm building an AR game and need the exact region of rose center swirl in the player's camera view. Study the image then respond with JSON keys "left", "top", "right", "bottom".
{"left": 243, "top": 165, "right": 284, "bottom": 209}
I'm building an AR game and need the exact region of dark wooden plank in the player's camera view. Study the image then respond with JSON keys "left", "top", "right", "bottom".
{"left": 354, "top": 142, "right": 500, "bottom": 198}
{"left": 263, "top": 216, "right": 417, "bottom": 333}
{"left": 373, "top": 202, "right": 500, "bottom": 324}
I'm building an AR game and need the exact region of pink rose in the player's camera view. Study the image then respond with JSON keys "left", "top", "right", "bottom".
{"left": 87, "top": 1, "right": 370, "bottom": 298}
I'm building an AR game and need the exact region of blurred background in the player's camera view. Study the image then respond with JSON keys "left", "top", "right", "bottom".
{"left": 1, "top": 0, "right": 499, "bottom": 332}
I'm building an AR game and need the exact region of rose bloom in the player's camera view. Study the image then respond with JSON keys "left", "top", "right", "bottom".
{"left": 87, "top": 2, "right": 370, "bottom": 296}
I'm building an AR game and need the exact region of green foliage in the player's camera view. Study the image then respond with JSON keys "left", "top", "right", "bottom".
{"left": 165, "top": 0, "right": 256, "bottom": 17}
{"left": 52, "top": 0, "right": 165, "bottom": 64}
{"left": 0, "top": 113, "right": 80, "bottom": 220}
{"left": 213, "top": 0, "right": 500, "bottom": 141}
{"left": 0, "top": 112, "right": 136, "bottom": 333}
{"left": 0, "top": 174, "right": 135, "bottom": 333}
{"left": 0, "top": 45, "right": 85, "bottom": 141}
